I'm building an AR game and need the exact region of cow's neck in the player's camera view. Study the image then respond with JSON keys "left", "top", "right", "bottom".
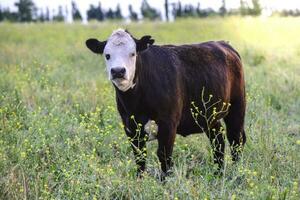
{"left": 114, "top": 51, "right": 154, "bottom": 115}
{"left": 115, "top": 84, "right": 141, "bottom": 114}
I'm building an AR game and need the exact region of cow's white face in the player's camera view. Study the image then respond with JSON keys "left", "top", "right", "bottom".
{"left": 86, "top": 29, "right": 155, "bottom": 92}
{"left": 103, "top": 29, "right": 137, "bottom": 91}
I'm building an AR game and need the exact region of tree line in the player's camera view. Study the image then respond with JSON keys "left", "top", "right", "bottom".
{"left": 1, "top": 0, "right": 300, "bottom": 23}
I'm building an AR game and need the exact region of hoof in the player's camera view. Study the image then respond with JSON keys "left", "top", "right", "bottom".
{"left": 159, "top": 170, "right": 173, "bottom": 182}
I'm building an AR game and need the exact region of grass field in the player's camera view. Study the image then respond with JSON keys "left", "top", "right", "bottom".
{"left": 0, "top": 17, "right": 299, "bottom": 199}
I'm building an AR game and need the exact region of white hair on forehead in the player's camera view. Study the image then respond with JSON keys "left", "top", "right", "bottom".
{"left": 111, "top": 28, "right": 127, "bottom": 36}
{"left": 108, "top": 28, "right": 135, "bottom": 46}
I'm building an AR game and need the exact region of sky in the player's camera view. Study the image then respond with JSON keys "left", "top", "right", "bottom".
{"left": 1, "top": 0, "right": 300, "bottom": 22}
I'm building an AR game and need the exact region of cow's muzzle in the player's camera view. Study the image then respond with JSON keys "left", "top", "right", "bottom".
{"left": 111, "top": 67, "right": 126, "bottom": 79}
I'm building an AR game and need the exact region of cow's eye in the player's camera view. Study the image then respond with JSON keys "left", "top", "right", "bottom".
{"left": 105, "top": 54, "right": 110, "bottom": 60}
{"left": 130, "top": 53, "right": 135, "bottom": 57}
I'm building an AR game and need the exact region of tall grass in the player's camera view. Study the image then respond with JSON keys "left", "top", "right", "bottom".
{"left": 0, "top": 17, "right": 299, "bottom": 199}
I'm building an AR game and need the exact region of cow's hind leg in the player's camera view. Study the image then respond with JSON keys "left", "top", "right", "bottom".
{"left": 224, "top": 99, "right": 246, "bottom": 162}
{"left": 206, "top": 121, "right": 225, "bottom": 171}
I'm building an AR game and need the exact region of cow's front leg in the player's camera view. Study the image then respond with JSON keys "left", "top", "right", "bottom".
{"left": 129, "top": 133, "right": 147, "bottom": 177}
{"left": 124, "top": 117, "right": 148, "bottom": 177}
{"left": 156, "top": 120, "right": 177, "bottom": 179}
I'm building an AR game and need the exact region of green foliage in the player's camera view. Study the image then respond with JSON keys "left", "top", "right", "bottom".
{"left": 14, "top": 0, "right": 35, "bottom": 22}
{"left": 0, "top": 7, "right": 3, "bottom": 21}
{"left": 129, "top": 5, "right": 138, "bottom": 21}
{"left": 52, "top": 6, "right": 64, "bottom": 22}
{"left": 251, "top": 0, "right": 262, "bottom": 16}
{"left": 240, "top": 0, "right": 262, "bottom": 16}
{"left": 115, "top": 4, "right": 123, "bottom": 20}
{"left": 0, "top": 17, "right": 299, "bottom": 199}
{"left": 141, "top": 0, "right": 161, "bottom": 21}
{"left": 87, "top": 5, "right": 98, "bottom": 21}
{"left": 71, "top": 1, "right": 82, "bottom": 21}
{"left": 87, "top": 3, "right": 104, "bottom": 21}
{"left": 219, "top": 0, "right": 227, "bottom": 16}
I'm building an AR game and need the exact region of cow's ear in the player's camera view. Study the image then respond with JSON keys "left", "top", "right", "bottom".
{"left": 135, "top": 35, "right": 155, "bottom": 52}
{"left": 86, "top": 38, "right": 107, "bottom": 54}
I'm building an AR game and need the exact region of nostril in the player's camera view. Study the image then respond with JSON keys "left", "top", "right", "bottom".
{"left": 120, "top": 68, "right": 126, "bottom": 74}
{"left": 111, "top": 67, "right": 126, "bottom": 78}
{"left": 111, "top": 68, "right": 116, "bottom": 75}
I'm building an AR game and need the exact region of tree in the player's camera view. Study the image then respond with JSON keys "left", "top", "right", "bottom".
{"left": 2, "top": 8, "right": 18, "bottom": 22}
{"left": 106, "top": 8, "right": 114, "bottom": 19}
{"left": 71, "top": 1, "right": 82, "bottom": 21}
{"left": 240, "top": 0, "right": 261, "bottom": 16}
{"left": 196, "top": 3, "right": 209, "bottom": 18}
{"left": 219, "top": 0, "right": 227, "bottom": 16}
{"left": 87, "top": 2, "right": 105, "bottom": 21}
{"left": 0, "top": 6, "right": 3, "bottom": 21}
{"left": 182, "top": 4, "right": 196, "bottom": 17}
{"left": 53, "top": 5, "right": 64, "bottom": 22}
{"left": 240, "top": 0, "right": 248, "bottom": 16}
{"left": 165, "top": 0, "right": 169, "bottom": 21}
{"left": 172, "top": 1, "right": 182, "bottom": 19}
{"left": 87, "top": 4, "right": 97, "bottom": 20}
{"left": 115, "top": 4, "right": 122, "bottom": 19}
{"left": 280, "top": 9, "right": 300, "bottom": 16}
{"left": 14, "top": 0, "right": 36, "bottom": 22}
{"left": 129, "top": 5, "right": 138, "bottom": 21}
{"left": 1, "top": 8, "right": 18, "bottom": 22}
{"left": 250, "top": 0, "right": 261, "bottom": 16}
{"left": 141, "top": 0, "right": 160, "bottom": 20}
{"left": 96, "top": 2, "right": 104, "bottom": 21}
{"left": 173, "top": 2, "right": 207, "bottom": 19}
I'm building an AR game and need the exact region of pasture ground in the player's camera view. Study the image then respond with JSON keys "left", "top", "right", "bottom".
{"left": 0, "top": 17, "right": 299, "bottom": 199}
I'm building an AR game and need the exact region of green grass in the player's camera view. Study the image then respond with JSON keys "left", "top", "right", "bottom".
{"left": 0, "top": 17, "right": 299, "bottom": 199}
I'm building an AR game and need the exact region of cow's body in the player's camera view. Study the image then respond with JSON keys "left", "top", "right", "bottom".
{"left": 86, "top": 30, "right": 246, "bottom": 178}
{"left": 116, "top": 42, "right": 246, "bottom": 176}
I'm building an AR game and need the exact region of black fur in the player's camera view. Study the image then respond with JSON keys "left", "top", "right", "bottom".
{"left": 86, "top": 39, "right": 107, "bottom": 54}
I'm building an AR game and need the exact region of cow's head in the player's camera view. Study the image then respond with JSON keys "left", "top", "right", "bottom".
{"left": 86, "top": 29, "right": 155, "bottom": 91}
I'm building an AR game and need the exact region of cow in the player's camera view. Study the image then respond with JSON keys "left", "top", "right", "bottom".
{"left": 85, "top": 29, "right": 246, "bottom": 179}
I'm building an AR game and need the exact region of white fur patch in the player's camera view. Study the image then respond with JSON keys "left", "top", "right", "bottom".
{"left": 110, "top": 29, "right": 133, "bottom": 46}
{"left": 144, "top": 120, "right": 158, "bottom": 141}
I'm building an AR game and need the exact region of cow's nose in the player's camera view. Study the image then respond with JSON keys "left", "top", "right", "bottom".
{"left": 111, "top": 67, "right": 126, "bottom": 79}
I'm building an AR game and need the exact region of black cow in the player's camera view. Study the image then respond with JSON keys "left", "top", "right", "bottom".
{"left": 86, "top": 29, "right": 246, "bottom": 178}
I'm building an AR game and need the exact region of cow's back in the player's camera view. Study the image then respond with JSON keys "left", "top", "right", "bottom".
{"left": 161, "top": 41, "right": 245, "bottom": 135}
